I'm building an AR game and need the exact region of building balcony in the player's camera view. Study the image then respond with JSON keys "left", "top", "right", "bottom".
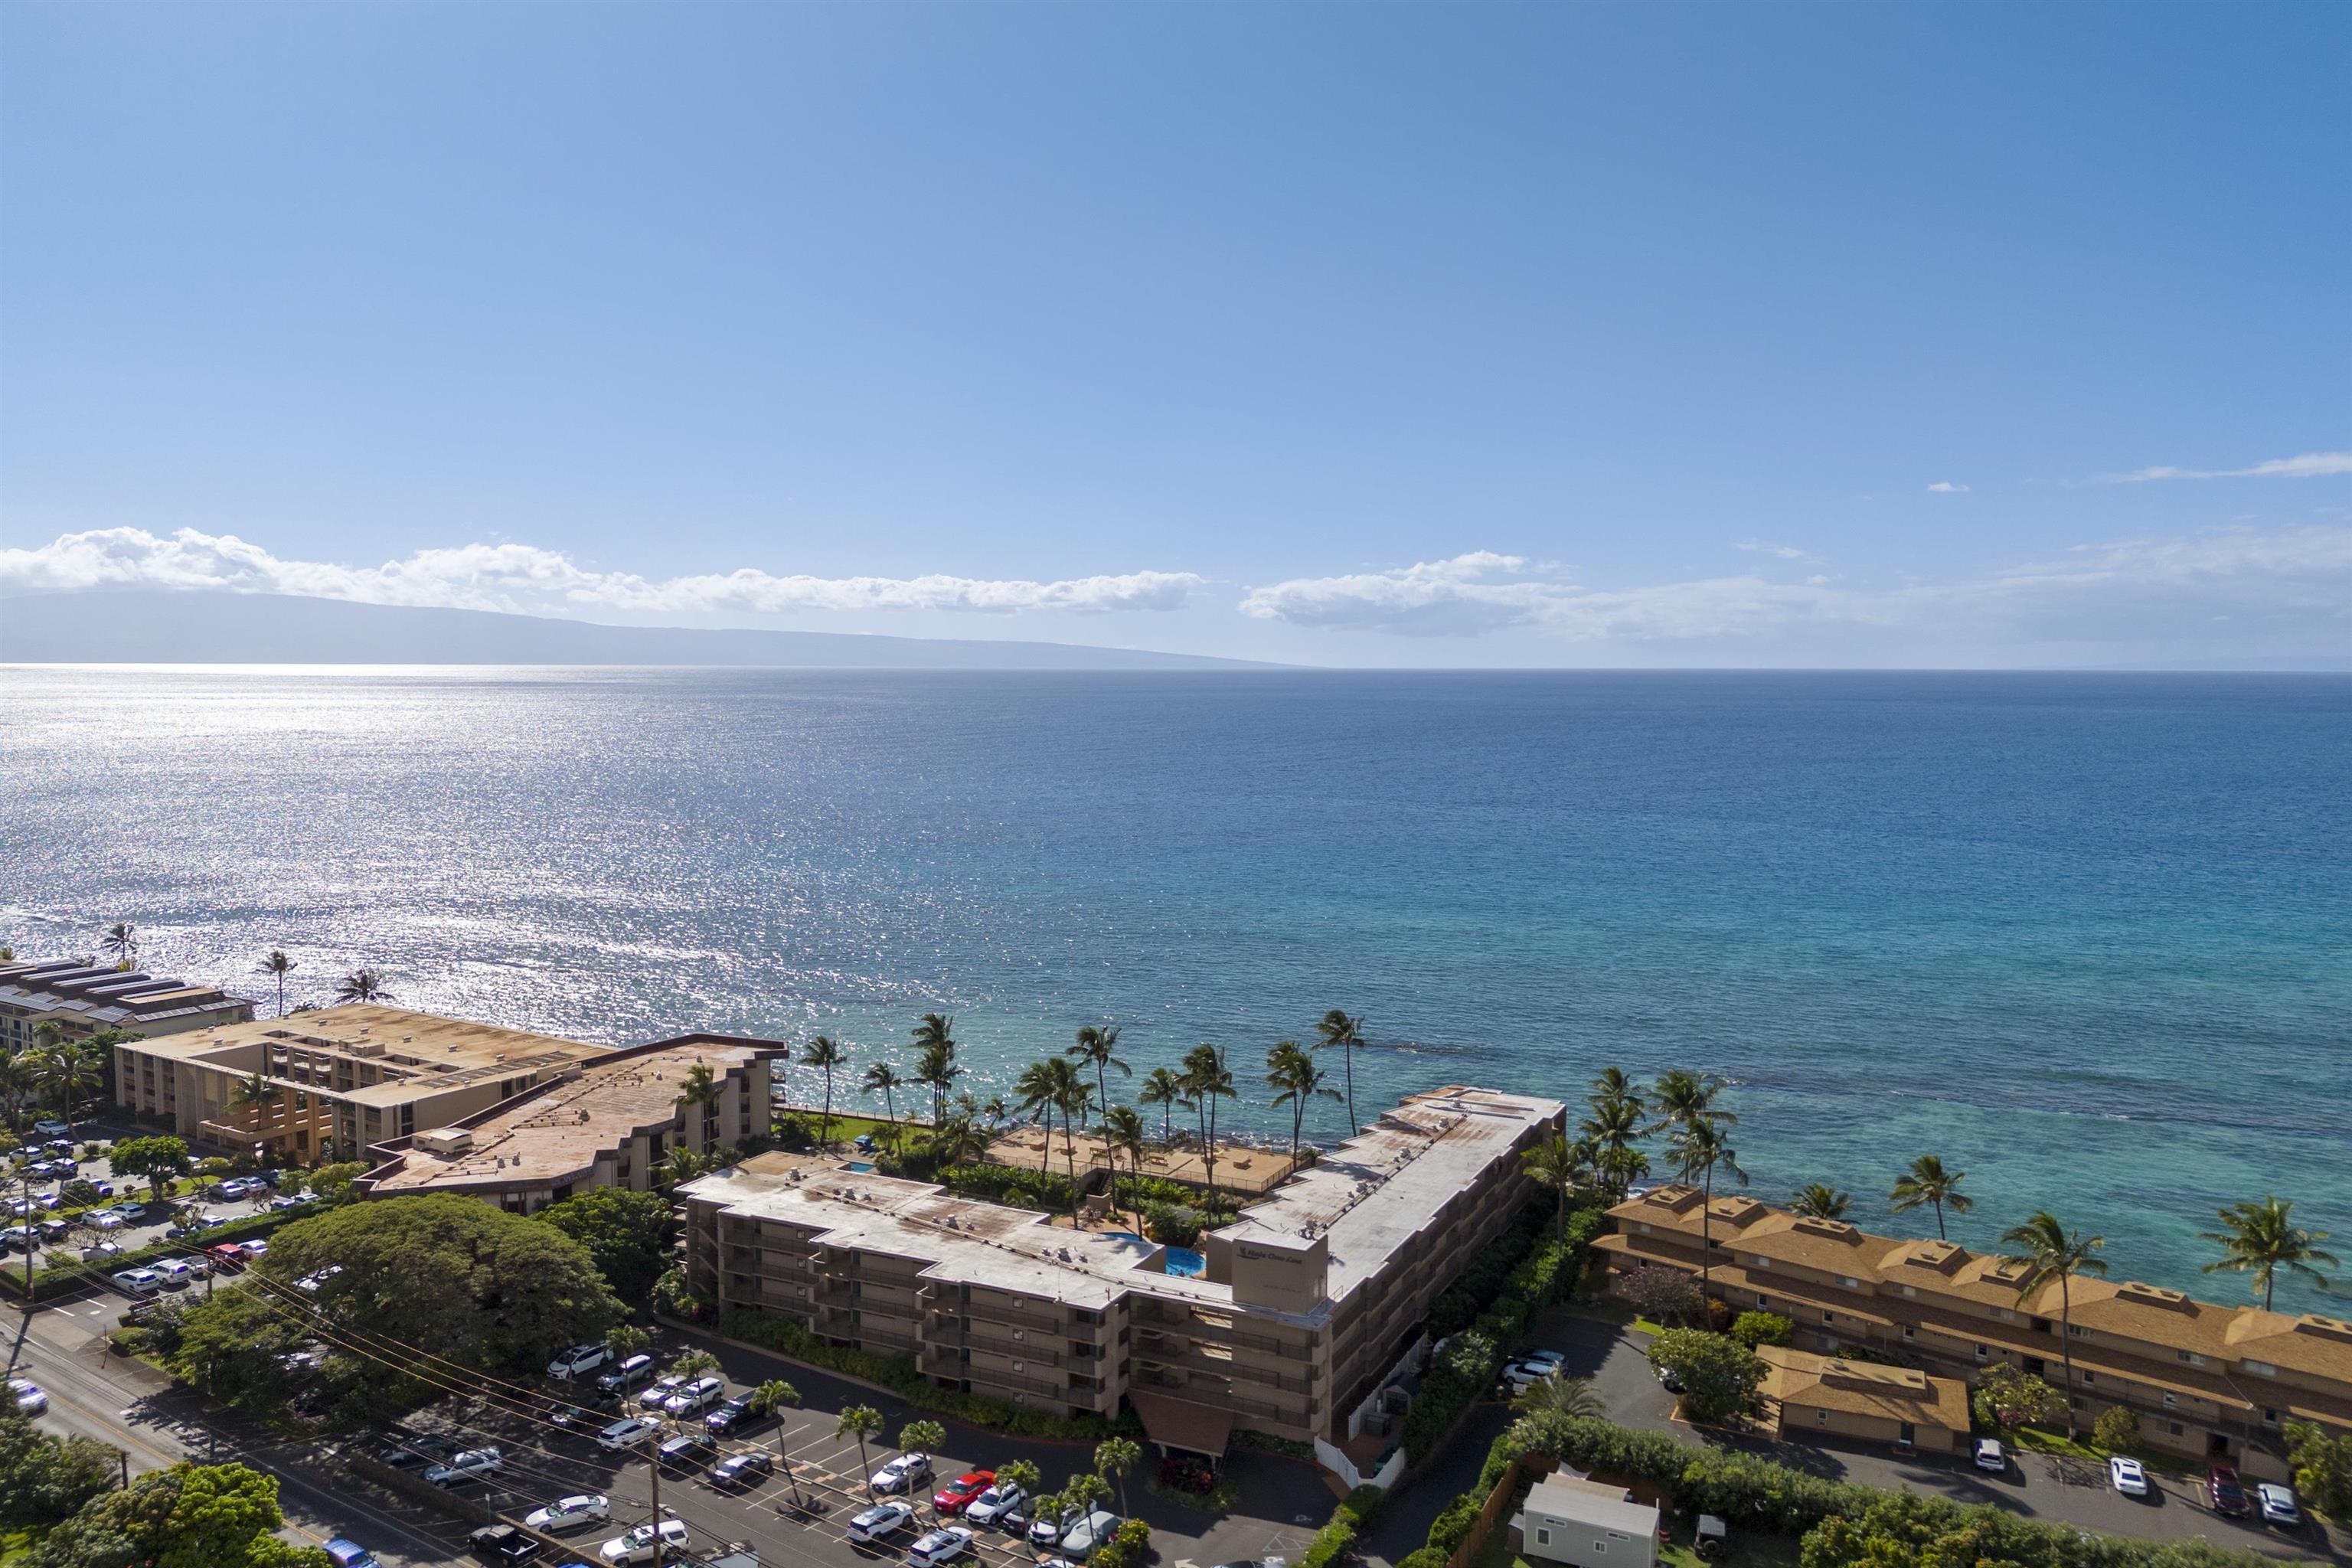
{"left": 965, "top": 1302, "right": 1067, "bottom": 1334}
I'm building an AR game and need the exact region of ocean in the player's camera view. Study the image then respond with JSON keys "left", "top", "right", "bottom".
{"left": 3, "top": 665, "right": 2346, "bottom": 1311}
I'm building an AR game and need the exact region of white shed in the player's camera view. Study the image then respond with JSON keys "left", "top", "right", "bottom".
{"left": 1513, "top": 1472, "right": 1658, "bottom": 1568}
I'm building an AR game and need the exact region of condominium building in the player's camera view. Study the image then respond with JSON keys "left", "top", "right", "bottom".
{"left": 2, "top": 957, "right": 253, "bottom": 1052}
{"left": 356, "top": 1035, "right": 782, "bottom": 1212}
{"left": 680, "top": 1086, "right": 1562, "bottom": 1453}
{"left": 109, "top": 1004, "right": 611, "bottom": 1163}
{"left": 1598, "top": 1185, "right": 2352, "bottom": 1480}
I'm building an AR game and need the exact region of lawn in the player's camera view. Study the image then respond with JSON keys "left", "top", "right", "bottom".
{"left": 2005, "top": 1425, "right": 2196, "bottom": 1478}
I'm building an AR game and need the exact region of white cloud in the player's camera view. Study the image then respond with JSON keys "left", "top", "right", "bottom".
{"left": 1238, "top": 526, "right": 2352, "bottom": 645}
{"left": 1927, "top": 481, "right": 1971, "bottom": 494}
{"left": 0, "top": 528, "right": 1205, "bottom": 617}
{"left": 1736, "top": 540, "right": 1823, "bottom": 562}
{"left": 2103, "top": 450, "right": 2352, "bottom": 483}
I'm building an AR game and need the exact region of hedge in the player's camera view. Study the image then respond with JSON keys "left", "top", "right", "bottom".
{"left": 1090, "top": 1517, "right": 1152, "bottom": 1568}
{"left": 1297, "top": 1485, "right": 1385, "bottom": 1568}
{"left": 1401, "top": 1205, "right": 1605, "bottom": 1465}
{"left": 714, "top": 1305, "right": 1139, "bottom": 1442}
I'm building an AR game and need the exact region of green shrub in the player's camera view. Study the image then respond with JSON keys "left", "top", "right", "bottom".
{"left": 1646, "top": 1329, "right": 1766, "bottom": 1424}
{"left": 1729, "top": 1310, "right": 1794, "bottom": 1348}
{"left": 1093, "top": 1518, "right": 1153, "bottom": 1568}
{"left": 1140, "top": 1202, "right": 1203, "bottom": 1246}
{"left": 2091, "top": 1406, "right": 2141, "bottom": 1452}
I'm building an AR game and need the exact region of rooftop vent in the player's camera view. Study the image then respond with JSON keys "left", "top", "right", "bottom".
{"left": 413, "top": 1128, "right": 475, "bottom": 1157}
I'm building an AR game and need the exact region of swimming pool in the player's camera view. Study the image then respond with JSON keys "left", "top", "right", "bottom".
{"left": 1163, "top": 1247, "right": 1206, "bottom": 1277}
{"left": 845, "top": 1161, "right": 875, "bottom": 1173}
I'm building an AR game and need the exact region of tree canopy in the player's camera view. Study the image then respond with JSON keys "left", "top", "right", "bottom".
{"left": 262, "top": 1193, "right": 620, "bottom": 1373}
{"left": 535, "top": 1186, "right": 672, "bottom": 1307}
{"left": 32, "top": 1462, "right": 331, "bottom": 1568}
{"left": 1646, "top": 1328, "right": 1767, "bottom": 1424}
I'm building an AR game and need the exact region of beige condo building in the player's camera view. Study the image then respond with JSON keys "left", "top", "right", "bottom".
{"left": 1598, "top": 1184, "right": 2352, "bottom": 1480}
{"left": 109, "top": 1004, "right": 610, "bottom": 1162}
{"left": 2, "top": 957, "right": 253, "bottom": 1053}
{"left": 679, "top": 1086, "right": 1563, "bottom": 1454}
{"left": 358, "top": 1034, "right": 782, "bottom": 1212}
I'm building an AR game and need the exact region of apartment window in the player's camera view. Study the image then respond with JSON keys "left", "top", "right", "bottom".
{"left": 1992, "top": 1308, "right": 2014, "bottom": 1322}
{"left": 1012, "top": 1362, "right": 1024, "bottom": 1374}
{"left": 1975, "top": 1344, "right": 1990, "bottom": 1362}
{"left": 2243, "top": 1360, "right": 2275, "bottom": 1377}
{"left": 2069, "top": 1325, "right": 2089, "bottom": 1338}
{"left": 2080, "top": 1371, "right": 2096, "bottom": 1385}
{"left": 1901, "top": 1326, "right": 1916, "bottom": 1341}
{"left": 1534, "top": 1531, "right": 1550, "bottom": 1549}
{"left": 1634, "top": 1223, "right": 1651, "bottom": 1234}
{"left": 2163, "top": 1393, "right": 2178, "bottom": 1407}
{"left": 2263, "top": 1409, "right": 2281, "bottom": 1427}
{"left": 1590, "top": 1544, "right": 1606, "bottom": 1557}
{"left": 1756, "top": 1295, "right": 1770, "bottom": 1308}
{"left": 1900, "top": 1285, "right": 1916, "bottom": 1298}
{"left": 1838, "top": 1276, "right": 1861, "bottom": 1290}
{"left": 1816, "top": 1410, "right": 1830, "bottom": 1426}
{"left": 2176, "top": 1350, "right": 2203, "bottom": 1365}
{"left": 2168, "top": 1422, "right": 2184, "bottom": 1437}
{"left": 1750, "top": 1256, "right": 1772, "bottom": 1270}
{"left": 2070, "top": 1396, "right": 2086, "bottom": 1409}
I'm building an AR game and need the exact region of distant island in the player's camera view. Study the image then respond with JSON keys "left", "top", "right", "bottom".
{"left": 0, "top": 590, "right": 1277, "bottom": 671}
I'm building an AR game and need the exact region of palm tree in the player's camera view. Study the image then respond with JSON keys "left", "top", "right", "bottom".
{"left": 1999, "top": 1212, "right": 2109, "bottom": 1439}
{"left": 658, "top": 1145, "right": 714, "bottom": 1188}
{"left": 750, "top": 1379, "right": 803, "bottom": 1501}
{"left": 333, "top": 969, "right": 393, "bottom": 1004}
{"left": 608, "top": 1323, "right": 652, "bottom": 1357}
{"left": 257, "top": 950, "right": 296, "bottom": 1016}
{"left": 838, "top": 1405, "right": 885, "bottom": 1494}
{"left": 1013, "top": 1059, "right": 1069, "bottom": 1174}
{"left": 1054, "top": 1076, "right": 1096, "bottom": 1217}
{"left": 929, "top": 1107, "right": 991, "bottom": 1172}
{"left": 1067, "top": 1025, "right": 1129, "bottom": 1139}
{"left": 1889, "top": 1155, "right": 1973, "bottom": 1241}
{"left": 1792, "top": 1184, "right": 1852, "bottom": 1221}
{"left": 911, "top": 1014, "right": 960, "bottom": 1125}
{"left": 32, "top": 1044, "right": 106, "bottom": 1136}
{"left": 100, "top": 922, "right": 139, "bottom": 968}
{"left": 1515, "top": 1375, "right": 1607, "bottom": 1419}
{"left": 1521, "top": 1132, "right": 1595, "bottom": 1242}
{"left": 1650, "top": 1069, "right": 1734, "bottom": 1135}
{"left": 1100, "top": 1105, "right": 1148, "bottom": 1223}
{"left": 2200, "top": 1197, "right": 2337, "bottom": 1312}
{"left": 863, "top": 1061, "right": 909, "bottom": 1130}
{"left": 1138, "top": 1067, "right": 1189, "bottom": 1151}
{"left": 1312, "top": 1010, "right": 1364, "bottom": 1134}
{"left": 1063, "top": 1473, "right": 1111, "bottom": 1524}
{"left": 1665, "top": 1116, "right": 1746, "bottom": 1289}
{"left": 1183, "top": 1043, "right": 1236, "bottom": 1210}
{"left": 899, "top": 1419, "right": 947, "bottom": 1513}
{"left": 1266, "top": 1040, "right": 1339, "bottom": 1158}
{"left": 1589, "top": 1067, "right": 1645, "bottom": 1115}
{"left": 673, "top": 1061, "right": 724, "bottom": 1149}
{"left": 1579, "top": 1095, "right": 1647, "bottom": 1199}
{"left": 1094, "top": 1438, "right": 1141, "bottom": 1514}
{"left": 230, "top": 1070, "right": 281, "bottom": 1114}
{"left": 0, "top": 1048, "right": 38, "bottom": 1130}
{"left": 801, "top": 1035, "right": 848, "bottom": 1150}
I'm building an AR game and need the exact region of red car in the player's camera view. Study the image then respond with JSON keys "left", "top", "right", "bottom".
{"left": 2207, "top": 1462, "right": 2251, "bottom": 1518}
{"left": 207, "top": 1242, "right": 250, "bottom": 1270}
{"left": 932, "top": 1470, "right": 995, "bottom": 1514}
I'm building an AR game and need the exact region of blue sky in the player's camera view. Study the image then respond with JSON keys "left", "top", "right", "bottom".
{"left": 2, "top": 2, "right": 2346, "bottom": 667}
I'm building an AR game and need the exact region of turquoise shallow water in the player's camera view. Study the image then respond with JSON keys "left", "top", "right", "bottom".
{"left": 2, "top": 665, "right": 2346, "bottom": 1309}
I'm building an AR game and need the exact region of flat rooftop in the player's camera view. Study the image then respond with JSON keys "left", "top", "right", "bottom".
{"left": 120, "top": 1004, "right": 608, "bottom": 1095}
{"left": 368, "top": 1038, "right": 778, "bottom": 1191}
{"left": 0, "top": 958, "right": 251, "bottom": 1030}
{"left": 684, "top": 1083, "right": 1561, "bottom": 1321}
{"left": 1211, "top": 1085, "right": 1564, "bottom": 1298}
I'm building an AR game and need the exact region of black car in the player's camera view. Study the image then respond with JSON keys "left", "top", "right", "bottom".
{"left": 549, "top": 1403, "right": 596, "bottom": 1429}
{"left": 704, "top": 1395, "right": 758, "bottom": 1435}
{"left": 712, "top": 1450, "right": 775, "bottom": 1489}
{"left": 468, "top": 1524, "right": 542, "bottom": 1563}
{"left": 380, "top": 1434, "right": 459, "bottom": 1470}
{"left": 656, "top": 1430, "right": 717, "bottom": 1469}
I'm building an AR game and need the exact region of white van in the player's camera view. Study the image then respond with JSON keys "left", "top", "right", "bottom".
{"left": 113, "top": 1267, "right": 164, "bottom": 1296}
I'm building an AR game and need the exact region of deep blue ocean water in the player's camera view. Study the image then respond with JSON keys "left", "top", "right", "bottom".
{"left": 3, "top": 666, "right": 2346, "bottom": 1310}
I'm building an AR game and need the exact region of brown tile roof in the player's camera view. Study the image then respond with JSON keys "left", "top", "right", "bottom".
{"left": 1760, "top": 1345, "right": 1970, "bottom": 1434}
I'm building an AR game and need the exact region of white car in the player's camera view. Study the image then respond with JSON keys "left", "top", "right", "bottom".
{"left": 963, "top": 1482, "right": 1027, "bottom": 1527}
{"left": 242, "top": 1240, "right": 269, "bottom": 1259}
{"left": 1028, "top": 1508, "right": 1084, "bottom": 1548}
{"left": 906, "top": 1526, "right": 975, "bottom": 1566}
{"left": 662, "top": 1375, "right": 726, "bottom": 1416}
{"left": 1500, "top": 1360, "right": 1557, "bottom": 1393}
{"left": 547, "top": 1342, "right": 611, "bottom": 1380}
{"left": 112, "top": 1267, "right": 163, "bottom": 1295}
{"left": 8, "top": 1378, "right": 46, "bottom": 1415}
{"left": 2108, "top": 1455, "right": 2150, "bottom": 1497}
{"left": 636, "top": 1374, "right": 688, "bottom": 1411}
{"left": 156, "top": 1259, "right": 204, "bottom": 1289}
{"left": 90, "top": 1213, "right": 126, "bottom": 1232}
{"left": 2256, "top": 1482, "right": 2301, "bottom": 1527}
{"left": 848, "top": 1501, "right": 916, "bottom": 1543}
{"left": 1518, "top": 1348, "right": 1567, "bottom": 1373}
{"left": 1059, "top": 1511, "right": 1124, "bottom": 1560}
{"left": 524, "top": 1494, "right": 611, "bottom": 1534}
{"left": 295, "top": 1265, "right": 343, "bottom": 1292}
{"left": 596, "top": 1416, "right": 662, "bottom": 1452}
{"left": 599, "top": 1520, "right": 689, "bottom": 1564}
{"left": 870, "top": 1452, "right": 933, "bottom": 1493}
{"left": 422, "top": 1446, "right": 502, "bottom": 1488}
{"left": 1972, "top": 1438, "right": 2006, "bottom": 1474}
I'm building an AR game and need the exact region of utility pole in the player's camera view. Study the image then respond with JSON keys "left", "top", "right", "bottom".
{"left": 647, "top": 1436, "right": 664, "bottom": 1566}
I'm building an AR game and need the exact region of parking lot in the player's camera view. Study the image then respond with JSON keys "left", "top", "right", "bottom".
{"left": 4, "top": 1131, "right": 301, "bottom": 1286}
{"left": 348, "top": 1321, "right": 1331, "bottom": 1568}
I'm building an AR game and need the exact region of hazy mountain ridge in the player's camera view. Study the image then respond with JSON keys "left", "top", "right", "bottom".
{"left": 0, "top": 591, "right": 1276, "bottom": 670}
